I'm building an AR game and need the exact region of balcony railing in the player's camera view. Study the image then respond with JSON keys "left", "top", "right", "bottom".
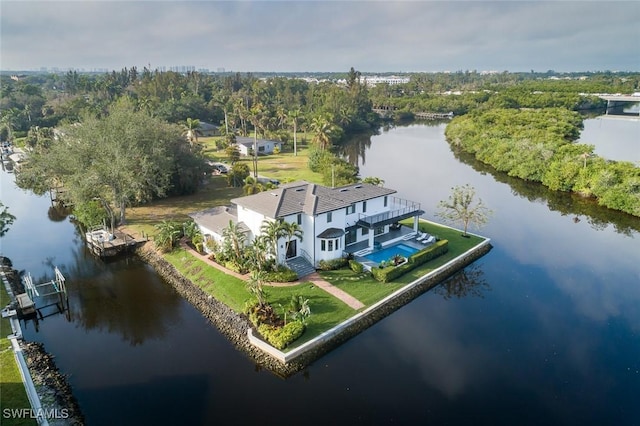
{"left": 357, "top": 197, "right": 423, "bottom": 228}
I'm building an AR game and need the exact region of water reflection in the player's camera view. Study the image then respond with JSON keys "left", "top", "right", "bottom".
{"left": 449, "top": 147, "right": 640, "bottom": 235}
{"left": 434, "top": 264, "right": 490, "bottom": 300}
{"left": 47, "top": 203, "right": 71, "bottom": 222}
{"left": 335, "top": 131, "right": 373, "bottom": 166}
{"left": 66, "top": 261, "right": 183, "bottom": 346}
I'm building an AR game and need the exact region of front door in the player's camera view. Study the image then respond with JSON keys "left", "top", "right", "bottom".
{"left": 286, "top": 239, "right": 297, "bottom": 259}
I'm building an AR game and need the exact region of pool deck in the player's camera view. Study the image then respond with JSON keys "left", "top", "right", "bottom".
{"left": 345, "top": 225, "right": 429, "bottom": 270}
{"left": 248, "top": 226, "right": 493, "bottom": 366}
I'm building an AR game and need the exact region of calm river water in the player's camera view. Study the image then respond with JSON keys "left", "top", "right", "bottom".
{"left": 1, "top": 119, "right": 639, "bottom": 426}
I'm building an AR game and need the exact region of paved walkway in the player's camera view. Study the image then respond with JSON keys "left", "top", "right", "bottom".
{"left": 176, "top": 240, "right": 365, "bottom": 310}
{"left": 303, "top": 272, "right": 365, "bottom": 310}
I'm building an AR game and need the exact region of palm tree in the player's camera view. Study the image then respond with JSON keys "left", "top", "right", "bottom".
{"left": 212, "top": 91, "right": 232, "bottom": 135}
{"left": 288, "top": 108, "right": 302, "bottom": 156}
{"left": 243, "top": 176, "right": 264, "bottom": 195}
{"left": 246, "top": 270, "right": 268, "bottom": 308}
{"left": 260, "top": 219, "right": 285, "bottom": 263}
{"left": 248, "top": 103, "right": 266, "bottom": 178}
{"left": 281, "top": 221, "right": 303, "bottom": 259}
{"left": 154, "top": 220, "right": 183, "bottom": 252}
{"left": 184, "top": 118, "right": 201, "bottom": 145}
{"left": 310, "top": 114, "right": 335, "bottom": 151}
{"left": 222, "top": 220, "right": 247, "bottom": 263}
{"left": 248, "top": 235, "right": 270, "bottom": 271}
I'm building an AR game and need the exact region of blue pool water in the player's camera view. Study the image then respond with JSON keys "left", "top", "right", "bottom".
{"left": 364, "top": 243, "right": 419, "bottom": 263}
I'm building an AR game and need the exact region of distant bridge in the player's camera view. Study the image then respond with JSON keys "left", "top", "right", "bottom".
{"left": 598, "top": 95, "right": 640, "bottom": 116}
{"left": 373, "top": 107, "right": 453, "bottom": 120}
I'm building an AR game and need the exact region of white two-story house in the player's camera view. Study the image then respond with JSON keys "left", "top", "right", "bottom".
{"left": 190, "top": 181, "right": 424, "bottom": 273}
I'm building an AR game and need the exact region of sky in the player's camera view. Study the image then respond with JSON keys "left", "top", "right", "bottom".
{"left": 1, "top": 1, "right": 639, "bottom": 73}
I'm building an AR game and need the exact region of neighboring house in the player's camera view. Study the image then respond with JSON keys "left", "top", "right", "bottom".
{"left": 189, "top": 181, "right": 424, "bottom": 270}
{"left": 198, "top": 121, "right": 219, "bottom": 137}
{"left": 235, "top": 137, "right": 281, "bottom": 156}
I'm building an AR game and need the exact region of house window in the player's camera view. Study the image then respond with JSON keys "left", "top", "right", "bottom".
{"left": 327, "top": 212, "right": 332, "bottom": 223}
{"left": 375, "top": 226, "right": 385, "bottom": 236}
{"left": 362, "top": 228, "right": 369, "bottom": 236}
{"left": 328, "top": 240, "right": 334, "bottom": 251}
{"left": 297, "top": 214, "right": 302, "bottom": 225}
{"left": 384, "top": 196, "right": 388, "bottom": 207}
{"left": 348, "top": 204, "right": 355, "bottom": 214}
{"left": 321, "top": 240, "right": 326, "bottom": 251}
{"left": 335, "top": 239, "right": 340, "bottom": 250}
{"left": 258, "top": 146, "right": 265, "bottom": 152}
{"left": 363, "top": 201, "right": 367, "bottom": 213}
{"left": 346, "top": 230, "right": 356, "bottom": 245}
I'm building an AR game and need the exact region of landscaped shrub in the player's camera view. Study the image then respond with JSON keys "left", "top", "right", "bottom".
{"left": 257, "top": 321, "right": 306, "bottom": 350}
{"left": 372, "top": 240, "right": 449, "bottom": 283}
{"left": 264, "top": 266, "right": 298, "bottom": 283}
{"left": 349, "top": 259, "right": 364, "bottom": 273}
{"left": 224, "top": 260, "right": 247, "bottom": 274}
{"left": 318, "top": 257, "right": 349, "bottom": 271}
{"left": 409, "top": 240, "right": 449, "bottom": 265}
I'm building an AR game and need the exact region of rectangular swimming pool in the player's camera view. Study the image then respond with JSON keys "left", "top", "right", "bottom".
{"left": 364, "top": 243, "right": 419, "bottom": 264}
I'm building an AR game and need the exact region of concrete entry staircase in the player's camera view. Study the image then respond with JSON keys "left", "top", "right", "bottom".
{"left": 286, "top": 257, "right": 316, "bottom": 279}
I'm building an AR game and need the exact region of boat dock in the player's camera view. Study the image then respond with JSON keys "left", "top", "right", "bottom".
{"left": 85, "top": 227, "right": 148, "bottom": 257}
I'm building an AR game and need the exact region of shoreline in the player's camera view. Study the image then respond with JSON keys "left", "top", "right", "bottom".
{"left": 134, "top": 237, "right": 492, "bottom": 376}
{"left": 1, "top": 258, "right": 84, "bottom": 425}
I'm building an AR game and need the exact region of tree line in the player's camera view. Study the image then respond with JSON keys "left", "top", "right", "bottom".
{"left": 445, "top": 108, "right": 640, "bottom": 217}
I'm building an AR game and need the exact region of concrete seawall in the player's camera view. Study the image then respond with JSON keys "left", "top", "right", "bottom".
{"left": 136, "top": 239, "right": 492, "bottom": 376}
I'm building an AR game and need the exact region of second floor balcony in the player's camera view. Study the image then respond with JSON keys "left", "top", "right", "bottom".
{"left": 356, "top": 197, "right": 424, "bottom": 229}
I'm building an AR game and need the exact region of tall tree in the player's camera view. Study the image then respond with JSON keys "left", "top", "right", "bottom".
{"left": 16, "top": 97, "right": 188, "bottom": 225}
{"left": 280, "top": 221, "right": 304, "bottom": 258}
{"left": 310, "top": 114, "right": 335, "bottom": 151}
{"left": 183, "top": 117, "right": 201, "bottom": 145}
{"left": 436, "top": 184, "right": 492, "bottom": 237}
{"left": 260, "top": 219, "right": 285, "bottom": 263}
{"left": 288, "top": 108, "right": 302, "bottom": 156}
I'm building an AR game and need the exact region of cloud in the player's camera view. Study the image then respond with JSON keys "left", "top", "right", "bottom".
{"left": 1, "top": 1, "right": 638, "bottom": 71}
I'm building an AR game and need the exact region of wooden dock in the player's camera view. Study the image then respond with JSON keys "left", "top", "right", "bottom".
{"left": 85, "top": 227, "right": 148, "bottom": 257}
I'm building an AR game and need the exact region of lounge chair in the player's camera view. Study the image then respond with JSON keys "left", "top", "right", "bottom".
{"left": 422, "top": 235, "right": 435, "bottom": 244}
{"left": 416, "top": 232, "right": 426, "bottom": 240}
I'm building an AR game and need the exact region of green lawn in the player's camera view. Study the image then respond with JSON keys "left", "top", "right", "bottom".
{"left": 162, "top": 247, "right": 357, "bottom": 350}
{"left": 265, "top": 284, "right": 356, "bottom": 349}
{"left": 199, "top": 133, "right": 323, "bottom": 184}
{"left": 163, "top": 247, "right": 248, "bottom": 312}
{"left": 1, "top": 285, "right": 36, "bottom": 426}
{"left": 320, "top": 219, "right": 487, "bottom": 306}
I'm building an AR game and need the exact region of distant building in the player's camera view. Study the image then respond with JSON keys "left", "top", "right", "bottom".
{"left": 234, "top": 137, "right": 281, "bottom": 156}
{"left": 198, "top": 121, "right": 219, "bottom": 137}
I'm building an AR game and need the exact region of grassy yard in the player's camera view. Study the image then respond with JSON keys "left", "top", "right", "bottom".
{"left": 126, "top": 134, "right": 322, "bottom": 239}
{"left": 126, "top": 176, "right": 243, "bottom": 238}
{"left": 162, "top": 247, "right": 357, "bottom": 350}
{"left": 199, "top": 133, "right": 324, "bottom": 183}
{"left": 320, "top": 220, "right": 487, "bottom": 306}
{"left": 0, "top": 285, "right": 36, "bottom": 426}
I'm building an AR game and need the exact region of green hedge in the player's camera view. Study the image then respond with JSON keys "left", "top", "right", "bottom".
{"left": 318, "top": 257, "right": 349, "bottom": 271}
{"left": 258, "top": 321, "right": 306, "bottom": 350}
{"left": 371, "top": 240, "right": 449, "bottom": 283}
{"left": 409, "top": 240, "right": 449, "bottom": 265}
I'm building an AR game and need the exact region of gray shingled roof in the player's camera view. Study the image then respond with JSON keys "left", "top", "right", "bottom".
{"left": 231, "top": 181, "right": 396, "bottom": 219}
{"left": 188, "top": 206, "right": 249, "bottom": 235}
